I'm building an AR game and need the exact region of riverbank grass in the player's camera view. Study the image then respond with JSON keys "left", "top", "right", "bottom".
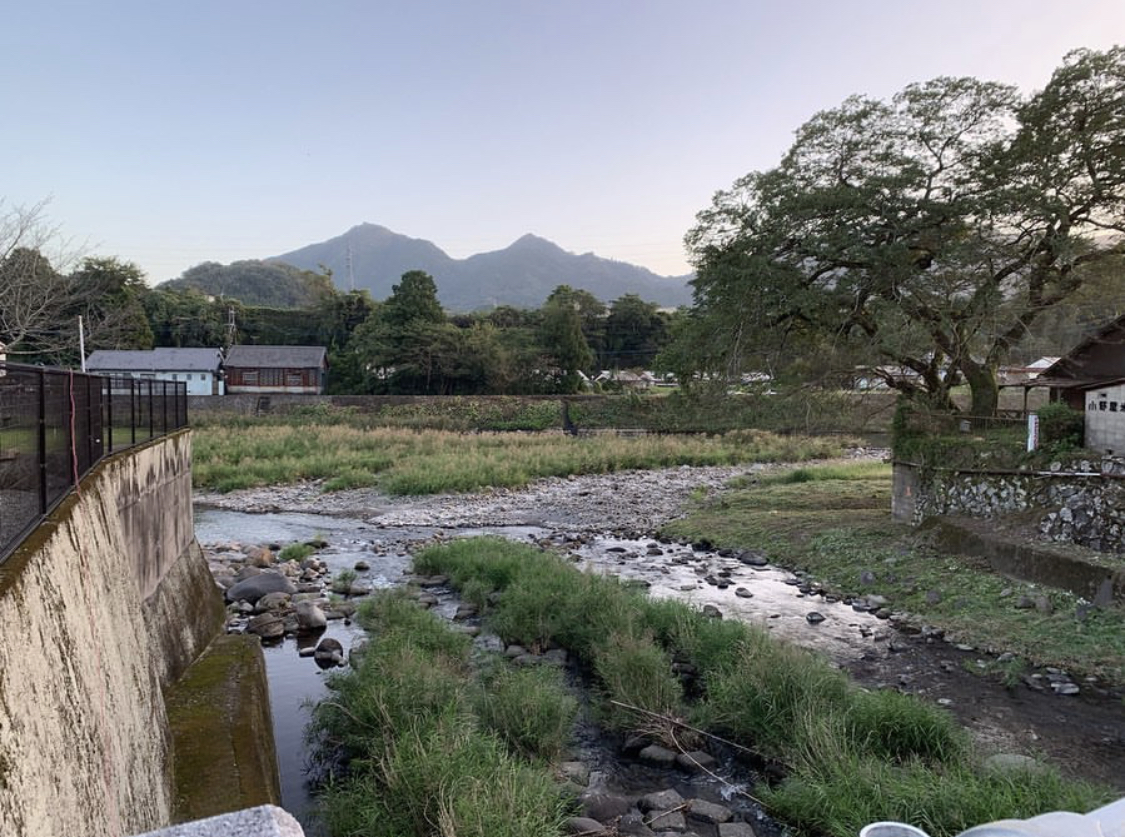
{"left": 662, "top": 463, "right": 1125, "bottom": 683}
{"left": 412, "top": 537, "right": 1111, "bottom": 836}
{"left": 309, "top": 589, "right": 573, "bottom": 837}
{"left": 192, "top": 423, "right": 849, "bottom": 494}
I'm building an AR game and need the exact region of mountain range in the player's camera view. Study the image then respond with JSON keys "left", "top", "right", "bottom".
{"left": 270, "top": 224, "right": 693, "bottom": 310}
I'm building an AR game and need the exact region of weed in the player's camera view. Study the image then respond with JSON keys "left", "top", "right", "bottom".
{"left": 277, "top": 542, "right": 314, "bottom": 563}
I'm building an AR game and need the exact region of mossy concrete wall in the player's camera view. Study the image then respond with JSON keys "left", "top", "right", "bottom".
{"left": 0, "top": 431, "right": 225, "bottom": 837}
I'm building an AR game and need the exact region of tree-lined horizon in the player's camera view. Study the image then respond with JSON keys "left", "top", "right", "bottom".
{"left": 675, "top": 46, "right": 1125, "bottom": 415}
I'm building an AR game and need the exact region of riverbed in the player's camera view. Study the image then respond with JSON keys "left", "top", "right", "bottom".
{"left": 194, "top": 463, "right": 1125, "bottom": 832}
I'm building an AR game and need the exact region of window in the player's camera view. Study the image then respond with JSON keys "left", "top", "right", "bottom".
{"left": 243, "top": 370, "right": 259, "bottom": 384}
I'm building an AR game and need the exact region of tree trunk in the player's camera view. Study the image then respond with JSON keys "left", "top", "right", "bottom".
{"left": 960, "top": 361, "right": 999, "bottom": 417}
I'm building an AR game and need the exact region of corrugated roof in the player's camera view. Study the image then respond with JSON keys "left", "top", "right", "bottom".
{"left": 224, "top": 345, "right": 327, "bottom": 368}
{"left": 85, "top": 348, "right": 223, "bottom": 372}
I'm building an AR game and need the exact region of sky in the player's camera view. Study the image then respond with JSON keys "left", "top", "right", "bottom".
{"left": 3, "top": 1, "right": 1123, "bottom": 285}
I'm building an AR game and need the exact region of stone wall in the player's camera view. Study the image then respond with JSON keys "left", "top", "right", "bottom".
{"left": 0, "top": 431, "right": 225, "bottom": 837}
{"left": 893, "top": 458, "right": 1125, "bottom": 553}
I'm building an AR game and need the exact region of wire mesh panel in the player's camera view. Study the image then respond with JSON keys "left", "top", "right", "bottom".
{"left": 0, "top": 366, "right": 44, "bottom": 559}
{"left": 0, "top": 363, "right": 187, "bottom": 564}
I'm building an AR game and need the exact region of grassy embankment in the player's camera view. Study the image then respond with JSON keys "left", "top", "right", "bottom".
{"left": 191, "top": 422, "right": 849, "bottom": 494}
{"left": 664, "top": 462, "right": 1125, "bottom": 685}
{"left": 312, "top": 537, "right": 1111, "bottom": 837}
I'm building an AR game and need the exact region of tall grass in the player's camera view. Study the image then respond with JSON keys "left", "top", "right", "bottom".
{"left": 309, "top": 589, "right": 572, "bottom": 837}
{"left": 192, "top": 423, "right": 851, "bottom": 494}
{"left": 412, "top": 537, "right": 1115, "bottom": 837}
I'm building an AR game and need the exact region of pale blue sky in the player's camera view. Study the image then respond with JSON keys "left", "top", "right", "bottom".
{"left": 3, "top": 1, "right": 1122, "bottom": 284}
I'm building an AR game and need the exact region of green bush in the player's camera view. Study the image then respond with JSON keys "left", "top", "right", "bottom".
{"left": 1035, "top": 402, "right": 1084, "bottom": 451}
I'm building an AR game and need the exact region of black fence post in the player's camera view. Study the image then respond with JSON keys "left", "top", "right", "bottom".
{"left": 37, "top": 368, "right": 47, "bottom": 515}
{"left": 106, "top": 378, "right": 113, "bottom": 452}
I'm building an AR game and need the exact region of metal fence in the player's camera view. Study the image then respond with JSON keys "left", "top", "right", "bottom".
{"left": 0, "top": 362, "right": 188, "bottom": 564}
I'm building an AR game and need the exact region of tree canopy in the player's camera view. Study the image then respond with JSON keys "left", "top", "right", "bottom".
{"left": 680, "top": 47, "right": 1125, "bottom": 415}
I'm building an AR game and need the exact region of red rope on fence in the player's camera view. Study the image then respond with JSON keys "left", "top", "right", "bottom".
{"left": 69, "top": 370, "right": 81, "bottom": 496}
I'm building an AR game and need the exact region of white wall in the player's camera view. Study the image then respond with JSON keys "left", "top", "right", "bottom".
{"left": 1085, "top": 383, "right": 1125, "bottom": 454}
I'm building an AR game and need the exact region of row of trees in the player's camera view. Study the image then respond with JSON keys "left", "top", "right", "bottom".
{"left": 671, "top": 47, "right": 1125, "bottom": 415}
{"left": 0, "top": 203, "right": 674, "bottom": 395}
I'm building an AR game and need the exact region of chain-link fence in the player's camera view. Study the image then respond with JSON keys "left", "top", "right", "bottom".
{"left": 0, "top": 362, "right": 188, "bottom": 563}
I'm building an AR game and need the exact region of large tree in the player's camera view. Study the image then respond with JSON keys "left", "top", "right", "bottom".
{"left": 683, "top": 47, "right": 1125, "bottom": 415}
{"left": 1, "top": 201, "right": 154, "bottom": 363}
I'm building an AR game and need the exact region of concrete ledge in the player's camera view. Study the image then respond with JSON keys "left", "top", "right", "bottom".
{"left": 165, "top": 635, "right": 281, "bottom": 822}
{"left": 924, "top": 516, "right": 1125, "bottom": 604}
{"left": 130, "top": 805, "right": 304, "bottom": 837}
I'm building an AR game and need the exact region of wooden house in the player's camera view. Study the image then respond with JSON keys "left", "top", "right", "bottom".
{"left": 223, "top": 346, "right": 328, "bottom": 395}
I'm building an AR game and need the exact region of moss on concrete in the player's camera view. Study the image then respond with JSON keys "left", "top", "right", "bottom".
{"left": 165, "top": 634, "right": 280, "bottom": 823}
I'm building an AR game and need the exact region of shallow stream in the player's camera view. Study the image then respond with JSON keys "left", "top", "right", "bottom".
{"left": 194, "top": 507, "right": 893, "bottom": 834}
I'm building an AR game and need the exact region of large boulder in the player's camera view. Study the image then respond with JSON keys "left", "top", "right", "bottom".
{"left": 225, "top": 571, "right": 297, "bottom": 605}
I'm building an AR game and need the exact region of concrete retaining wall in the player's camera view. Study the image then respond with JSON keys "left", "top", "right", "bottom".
{"left": 0, "top": 431, "right": 225, "bottom": 837}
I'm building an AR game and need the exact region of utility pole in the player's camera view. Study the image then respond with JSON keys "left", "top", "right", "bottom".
{"left": 78, "top": 316, "right": 86, "bottom": 372}
{"left": 226, "top": 307, "right": 237, "bottom": 350}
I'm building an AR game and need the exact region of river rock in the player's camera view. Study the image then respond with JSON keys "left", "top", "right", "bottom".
{"left": 247, "top": 613, "right": 285, "bottom": 639}
{"left": 806, "top": 611, "right": 826, "bottom": 624}
{"left": 234, "top": 566, "right": 262, "bottom": 581}
{"left": 640, "top": 789, "right": 684, "bottom": 812}
{"left": 255, "top": 591, "right": 292, "bottom": 612}
{"left": 560, "top": 761, "right": 590, "bottom": 786}
{"left": 983, "top": 753, "right": 1049, "bottom": 775}
{"left": 314, "top": 637, "right": 345, "bottom": 666}
{"left": 688, "top": 799, "right": 732, "bottom": 824}
{"left": 246, "top": 546, "right": 274, "bottom": 568}
{"left": 226, "top": 571, "right": 297, "bottom": 604}
{"left": 295, "top": 600, "right": 328, "bottom": 631}
{"left": 566, "top": 817, "right": 608, "bottom": 836}
{"left": 639, "top": 745, "right": 677, "bottom": 767}
{"left": 648, "top": 809, "right": 686, "bottom": 831}
{"left": 718, "top": 824, "right": 758, "bottom": 837}
{"left": 581, "top": 792, "right": 632, "bottom": 823}
{"left": 618, "top": 811, "right": 656, "bottom": 837}
{"left": 701, "top": 604, "right": 722, "bottom": 619}
{"left": 675, "top": 750, "right": 716, "bottom": 773}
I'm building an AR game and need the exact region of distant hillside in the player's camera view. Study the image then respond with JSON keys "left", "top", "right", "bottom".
{"left": 159, "top": 260, "right": 334, "bottom": 308}
{"left": 273, "top": 224, "right": 693, "bottom": 310}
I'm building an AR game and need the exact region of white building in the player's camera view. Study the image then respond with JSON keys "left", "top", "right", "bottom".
{"left": 85, "top": 348, "right": 224, "bottom": 396}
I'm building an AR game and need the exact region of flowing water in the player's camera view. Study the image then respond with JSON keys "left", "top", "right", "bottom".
{"left": 194, "top": 508, "right": 890, "bottom": 834}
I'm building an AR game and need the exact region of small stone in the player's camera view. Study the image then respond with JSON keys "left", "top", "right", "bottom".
{"left": 619, "top": 811, "right": 656, "bottom": 837}
{"left": 925, "top": 590, "right": 943, "bottom": 605}
{"left": 718, "top": 824, "right": 758, "bottom": 837}
{"left": 687, "top": 799, "right": 732, "bottom": 824}
{"left": 701, "top": 604, "right": 722, "bottom": 619}
{"left": 640, "top": 789, "right": 685, "bottom": 812}
{"left": 1052, "top": 682, "right": 1080, "bottom": 696}
{"left": 859, "top": 570, "right": 876, "bottom": 585}
{"left": 566, "top": 817, "right": 608, "bottom": 835}
{"left": 639, "top": 744, "right": 678, "bottom": 768}
{"left": 648, "top": 810, "right": 687, "bottom": 832}
{"left": 581, "top": 793, "right": 631, "bottom": 823}
{"left": 560, "top": 761, "right": 590, "bottom": 786}
{"left": 806, "top": 612, "right": 826, "bottom": 624}
{"left": 246, "top": 613, "right": 285, "bottom": 639}
{"left": 675, "top": 750, "right": 717, "bottom": 773}
{"left": 983, "top": 753, "right": 1049, "bottom": 775}
{"left": 354, "top": 560, "right": 370, "bottom": 571}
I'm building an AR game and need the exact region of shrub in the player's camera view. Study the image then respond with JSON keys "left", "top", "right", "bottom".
{"left": 1035, "top": 401, "right": 1084, "bottom": 451}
